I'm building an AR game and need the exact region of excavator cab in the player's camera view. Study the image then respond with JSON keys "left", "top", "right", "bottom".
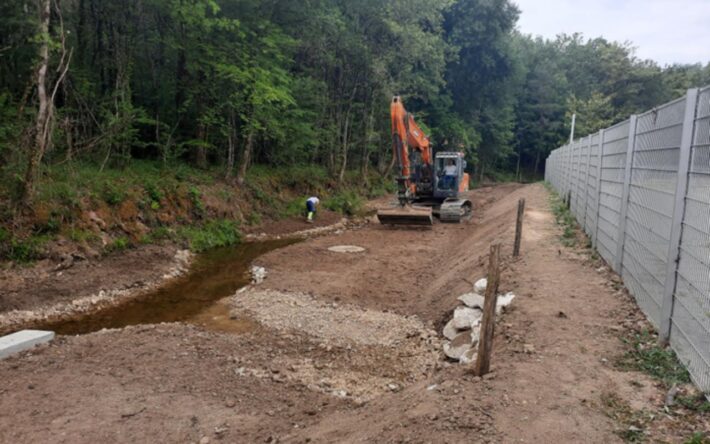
{"left": 434, "top": 152, "right": 469, "bottom": 198}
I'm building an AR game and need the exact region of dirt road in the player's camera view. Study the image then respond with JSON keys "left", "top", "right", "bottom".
{"left": 0, "top": 184, "right": 706, "bottom": 443}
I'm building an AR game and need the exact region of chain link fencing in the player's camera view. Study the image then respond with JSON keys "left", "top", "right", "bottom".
{"left": 545, "top": 86, "right": 710, "bottom": 396}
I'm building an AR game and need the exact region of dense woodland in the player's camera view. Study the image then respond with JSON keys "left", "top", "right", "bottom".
{"left": 2, "top": 0, "right": 710, "bottom": 203}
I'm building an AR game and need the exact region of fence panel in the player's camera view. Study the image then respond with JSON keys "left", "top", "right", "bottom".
{"left": 671, "top": 86, "right": 710, "bottom": 393}
{"left": 597, "top": 120, "right": 630, "bottom": 266}
{"left": 621, "top": 97, "right": 687, "bottom": 327}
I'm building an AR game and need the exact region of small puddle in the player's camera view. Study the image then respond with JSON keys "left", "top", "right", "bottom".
{"left": 41, "top": 238, "right": 298, "bottom": 336}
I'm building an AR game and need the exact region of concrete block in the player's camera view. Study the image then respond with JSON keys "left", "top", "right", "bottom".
{"left": 0, "top": 330, "right": 55, "bottom": 360}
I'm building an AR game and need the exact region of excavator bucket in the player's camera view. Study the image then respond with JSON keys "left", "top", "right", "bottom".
{"left": 377, "top": 205, "right": 434, "bottom": 226}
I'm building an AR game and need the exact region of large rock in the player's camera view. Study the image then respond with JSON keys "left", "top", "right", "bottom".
{"left": 442, "top": 319, "right": 459, "bottom": 340}
{"left": 443, "top": 331, "right": 475, "bottom": 361}
{"left": 453, "top": 306, "right": 483, "bottom": 330}
{"left": 496, "top": 292, "right": 516, "bottom": 314}
{"left": 459, "top": 347, "right": 477, "bottom": 365}
{"left": 251, "top": 266, "right": 267, "bottom": 284}
{"left": 458, "top": 292, "right": 485, "bottom": 309}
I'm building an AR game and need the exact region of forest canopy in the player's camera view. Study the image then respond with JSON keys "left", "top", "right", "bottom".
{"left": 1, "top": 0, "right": 709, "bottom": 201}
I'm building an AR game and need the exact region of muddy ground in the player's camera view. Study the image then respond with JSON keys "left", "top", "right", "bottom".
{"left": 1, "top": 184, "right": 707, "bottom": 443}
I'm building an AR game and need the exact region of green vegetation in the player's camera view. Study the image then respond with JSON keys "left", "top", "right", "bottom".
{"left": 179, "top": 220, "right": 241, "bottom": 252}
{"left": 684, "top": 432, "right": 710, "bottom": 444}
{"left": 324, "top": 190, "right": 365, "bottom": 216}
{"left": 599, "top": 391, "right": 649, "bottom": 443}
{"left": 616, "top": 329, "right": 691, "bottom": 388}
{"left": 106, "top": 237, "right": 131, "bottom": 253}
{"left": 0, "top": 228, "right": 50, "bottom": 263}
{"left": 677, "top": 393, "right": 710, "bottom": 413}
{"left": 2, "top": 0, "right": 709, "bottom": 211}
{"left": 546, "top": 183, "right": 582, "bottom": 247}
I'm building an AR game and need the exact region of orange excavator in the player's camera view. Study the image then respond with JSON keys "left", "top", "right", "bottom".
{"left": 377, "top": 96, "right": 472, "bottom": 225}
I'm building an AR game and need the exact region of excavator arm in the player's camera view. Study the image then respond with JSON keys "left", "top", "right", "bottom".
{"left": 391, "top": 96, "right": 433, "bottom": 204}
{"left": 377, "top": 97, "right": 435, "bottom": 226}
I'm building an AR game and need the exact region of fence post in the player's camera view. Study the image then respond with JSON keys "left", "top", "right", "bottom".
{"left": 593, "top": 130, "right": 605, "bottom": 249}
{"left": 583, "top": 135, "right": 592, "bottom": 232}
{"left": 659, "top": 88, "right": 700, "bottom": 343}
{"left": 614, "top": 115, "right": 638, "bottom": 273}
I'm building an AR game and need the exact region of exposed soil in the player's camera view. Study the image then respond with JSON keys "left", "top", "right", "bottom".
{"left": 0, "top": 244, "right": 185, "bottom": 314}
{"left": 243, "top": 209, "right": 344, "bottom": 238}
{"left": 1, "top": 183, "right": 707, "bottom": 443}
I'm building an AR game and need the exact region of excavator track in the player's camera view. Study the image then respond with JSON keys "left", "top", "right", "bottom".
{"left": 438, "top": 198, "right": 473, "bottom": 223}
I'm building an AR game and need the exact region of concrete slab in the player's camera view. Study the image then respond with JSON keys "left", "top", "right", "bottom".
{"left": 0, "top": 330, "right": 55, "bottom": 360}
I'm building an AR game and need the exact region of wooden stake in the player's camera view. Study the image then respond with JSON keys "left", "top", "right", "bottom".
{"left": 475, "top": 243, "right": 501, "bottom": 376}
{"left": 513, "top": 198, "right": 526, "bottom": 257}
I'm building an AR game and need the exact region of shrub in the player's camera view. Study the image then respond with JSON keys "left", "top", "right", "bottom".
{"left": 179, "top": 219, "right": 241, "bottom": 252}
{"left": 101, "top": 182, "right": 126, "bottom": 206}
{"left": 188, "top": 186, "right": 205, "bottom": 218}
{"left": 105, "top": 237, "right": 130, "bottom": 253}
{"left": 0, "top": 230, "right": 49, "bottom": 263}
{"left": 324, "top": 190, "right": 364, "bottom": 216}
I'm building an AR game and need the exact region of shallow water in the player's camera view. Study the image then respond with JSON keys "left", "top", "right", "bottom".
{"left": 42, "top": 239, "right": 297, "bottom": 336}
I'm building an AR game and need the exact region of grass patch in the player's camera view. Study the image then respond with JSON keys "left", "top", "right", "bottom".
{"left": 0, "top": 228, "right": 51, "bottom": 263}
{"left": 546, "top": 183, "right": 582, "bottom": 247}
{"left": 615, "top": 329, "right": 691, "bottom": 388}
{"left": 599, "top": 391, "right": 650, "bottom": 443}
{"left": 105, "top": 236, "right": 131, "bottom": 253}
{"left": 67, "top": 227, "right": 99, "bottom": 243}
{"left": 676, "top": 393, "right": 710, "bottom": 413}
{"left": 324, "top": 190, "right": 364, "bottom": 216}
{"left": 282, "top": 197, "right": 308, "bottom": 218}
{"left": 179, "top": 219, "right": 241, "bottom": 252}
{"left": 684, "top": 432, "right": 710, "bottom": 444}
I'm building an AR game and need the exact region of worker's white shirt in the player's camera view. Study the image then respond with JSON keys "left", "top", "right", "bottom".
{"left": 307, "top": 197, "right": 320, "bottom": 205}
{"left": 444, "top": 165, "right": 457, "bottom": 176}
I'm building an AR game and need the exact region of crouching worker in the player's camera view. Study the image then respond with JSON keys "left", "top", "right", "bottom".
{"left": 305, "top": 196, "right": 320, "bottom": 223}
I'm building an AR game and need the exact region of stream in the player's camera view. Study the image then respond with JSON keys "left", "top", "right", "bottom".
{"left": 41, "top": 238, "right": 298, "bottom": 336}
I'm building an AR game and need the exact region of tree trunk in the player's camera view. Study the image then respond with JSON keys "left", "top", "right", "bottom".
{"left": 515, "top": 146, "right": 522, "bottom": 182}
{"left": 22, "top": 0, "right": 52, "bottom": 204}
{"left": 226, "top": 110, "right": 236, "bottom": 179}
{"left": 360, "top": 102, "right": 374, "bottom": 184}
{"left": 382, "top": 150, "right": 396, "bottom": 178}
{"left": 338, "top": 111, "right": 351, "bottom": 184}
{"left": 236, "top": 131, "right": 253, "bottom": 185}
{"left": 195, "top": 124, "right": 207, "bottom": 169}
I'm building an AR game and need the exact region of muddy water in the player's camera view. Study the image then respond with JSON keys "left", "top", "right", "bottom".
{"left": 44, "top": 239, "right": 297, "bottom": 336}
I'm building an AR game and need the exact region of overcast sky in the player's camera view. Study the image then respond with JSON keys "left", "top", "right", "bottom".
{"left": 513, "top": 0, "right": 710, "bottom": 66}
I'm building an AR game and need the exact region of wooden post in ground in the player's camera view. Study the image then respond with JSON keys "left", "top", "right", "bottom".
{"left": 475, "top": 243, "right": 501, "bottom": 376}
{"left": 513, "top": 198, "right": 526, "bottom": 257}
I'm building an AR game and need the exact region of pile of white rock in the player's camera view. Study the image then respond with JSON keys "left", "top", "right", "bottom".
{"left": 250, "top": 266, "right": 268, "bottom": 284}
{"left": 442, "top": 278, "right": 516, "bottom": 364}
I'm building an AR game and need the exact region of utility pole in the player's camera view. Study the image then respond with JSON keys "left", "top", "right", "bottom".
{"left": 569, "top": 113, "right": 576, "bottom": 144}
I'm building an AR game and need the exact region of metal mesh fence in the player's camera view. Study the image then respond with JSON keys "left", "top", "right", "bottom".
{"left": 545, "top": 86, "right": 710, "bottom": 397}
